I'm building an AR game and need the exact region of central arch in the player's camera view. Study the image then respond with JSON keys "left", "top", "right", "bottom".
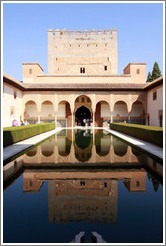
{"left": 75, "top": 106, "right": 91, "bottom": 126}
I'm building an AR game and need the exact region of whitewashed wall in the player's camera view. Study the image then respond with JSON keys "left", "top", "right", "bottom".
{"left": 147, "top": 86, "right": 163, "bottom": 126}
{"left": 3, "top": 84, "right": 23, "bottom": 127}
{"left": 113, "top": 103, "right": 128, "bottom": 117}
{"left": 57, "top": 104, "right": 65, "bottom": 118}
{"left": 101, "top": 103, "right": 111, "bottom": 117}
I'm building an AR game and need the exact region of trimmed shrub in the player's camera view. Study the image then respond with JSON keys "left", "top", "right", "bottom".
{"left": 110, "top": 123, "right": 163, "bottom": 147}
{"left": 3, "top": 123, "right": 55, "bottom": 147}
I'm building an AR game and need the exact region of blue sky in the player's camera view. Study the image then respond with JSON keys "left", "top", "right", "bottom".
{"left": 3, "top": 2, "right": 164, "bottom": 81}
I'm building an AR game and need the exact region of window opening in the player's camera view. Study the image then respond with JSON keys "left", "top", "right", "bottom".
{"left": 80, "top": 67, "right": 85, "bottom": 73}
{"left": 136, "top": 69, "right": 140, "bottom": 74}
{"left": 153, "top": 91, "right": 157, "bottom": 100}
{"left": 14, "top": 90, "right": 17, "bottom": 99}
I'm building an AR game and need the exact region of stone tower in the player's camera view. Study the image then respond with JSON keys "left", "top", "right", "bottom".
{"left": 48, "top": 28, "right": 118, "bottom": 75}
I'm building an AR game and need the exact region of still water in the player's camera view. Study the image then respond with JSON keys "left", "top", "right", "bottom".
{"left": 3, "top": 129, "right": 163, "bottom": 243}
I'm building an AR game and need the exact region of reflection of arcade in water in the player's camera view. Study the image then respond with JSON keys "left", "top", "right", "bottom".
{"left": 3, "top": 130, "right": 162, "bottom": 225}
{"left": 20, "top": 129, "right": 151, "bottom": 166}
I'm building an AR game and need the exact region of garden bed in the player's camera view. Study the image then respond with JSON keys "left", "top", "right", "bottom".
{"left": 3, "top": 123, "right": 55, "bottom": 147}
{"left": 110, "top": 123, "right": 163, "bottom": 147}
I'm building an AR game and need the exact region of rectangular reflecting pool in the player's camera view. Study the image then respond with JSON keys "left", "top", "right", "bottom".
{"left": 3, "top": 129, "right": 163, "bottom": 243}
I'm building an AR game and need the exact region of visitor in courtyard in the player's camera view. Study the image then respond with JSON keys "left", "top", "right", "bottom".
{"left": 20, "top": 120, "right": 25, "bottom": 126}
{"left": 12, "top": 119, "right": 18, "bottom": 126}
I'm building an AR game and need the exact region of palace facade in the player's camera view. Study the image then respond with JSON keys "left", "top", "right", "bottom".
{"left": 3, "top": 28, "right": 163, "bottom": 127}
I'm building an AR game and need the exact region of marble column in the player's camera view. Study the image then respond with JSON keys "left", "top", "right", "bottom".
{"left": 37, "top": 112, "right": 41, "bottom": 124}
{"left": 93, "top": 111, "right": 95, "bottom": 128}
{"left": 54, "top": 112, "right": 57, "bottom": 127}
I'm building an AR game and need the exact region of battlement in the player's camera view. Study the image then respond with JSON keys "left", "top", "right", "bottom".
{"left": 48, "top": 28, "right": 117, "bottom": 36}
{"left": 48, "top": 28, "right": 118, "bottom": 75}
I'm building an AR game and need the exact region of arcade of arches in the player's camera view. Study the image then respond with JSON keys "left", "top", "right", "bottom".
{"left": 24, "top": 94, "right": 146, "bottom": 127}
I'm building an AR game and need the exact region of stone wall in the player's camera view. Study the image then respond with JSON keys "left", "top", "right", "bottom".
{"left": 47, "top": 28, "right": 118, "bottom": 75}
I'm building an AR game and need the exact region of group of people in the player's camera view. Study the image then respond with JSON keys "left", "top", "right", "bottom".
{"left": 75, "top": 118, "right": 92, "bottom": 126}
{"left": 12, "top": 119, "right": 27, "bottom": 126}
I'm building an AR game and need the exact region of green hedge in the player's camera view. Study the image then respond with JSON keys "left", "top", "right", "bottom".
{"left": 110, "top": 123, "right": 163, "bottom": 147}
{"left": 3, "top": 123, "right": 55, "bottom": 147}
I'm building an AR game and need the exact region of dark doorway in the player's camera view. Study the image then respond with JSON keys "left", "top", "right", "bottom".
{"left": 75, "top": 106, "right": 91, "bottom": 126}
{"left": 159, "top": 114, "right": 162, "bottom": 127}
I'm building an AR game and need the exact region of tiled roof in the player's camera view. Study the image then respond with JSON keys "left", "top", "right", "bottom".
{"left": 24, "top": 82, "right": 146, "bottom": 91}
{"left": 3, "top": 72, "right": 24, "bottom": 90}
{"left": 143, "top": 76, "right": 163, "bottom": 91}
{"left": 3, "top": 72, "right": 163, "bottom": 92}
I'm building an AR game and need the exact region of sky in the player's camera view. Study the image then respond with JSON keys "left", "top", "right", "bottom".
{"left": 2, "top": 1, "right": 164, "bottom": 81}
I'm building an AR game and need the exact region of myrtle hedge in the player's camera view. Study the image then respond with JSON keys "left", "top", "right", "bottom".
{"left": 3, "top": 123, "right": 55, "bottom": 147}
{"left": 110, "top": 123, "right": 163, "bottom": 147}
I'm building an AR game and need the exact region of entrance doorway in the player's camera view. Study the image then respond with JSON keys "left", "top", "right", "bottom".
{"left": 75, "top": 106, "right": 91, "bottom": 126}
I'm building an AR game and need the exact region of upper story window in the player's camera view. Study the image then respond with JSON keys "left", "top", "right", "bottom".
{"left": 104, "top": 66, "right": 107, "bottom": 71}
{"left": 136, "top": 69, "right": 140, "bottom": 74}
{"left": 29, "top": 69, "right": 32, "bottom": 74}
{"left": 81, "top": 97, "right": 85, "bottom": 103}
{"left": 80, "top": 67, "right": 85, "bottom": 73}
{"left": 153, "top": 91, "right": 157, "bottom": 100}
{"left": 14, "top": 90, "right": 17, "bottom": 99}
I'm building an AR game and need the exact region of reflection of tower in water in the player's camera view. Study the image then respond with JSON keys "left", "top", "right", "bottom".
{"left": 15, "top": 128, "right": 161, "bottom": 225}
{"left": 23, "top": 169, "right": 147, "bottom": 224}
{"left": 48, "top": 179, "right": 118, "bottom": 224}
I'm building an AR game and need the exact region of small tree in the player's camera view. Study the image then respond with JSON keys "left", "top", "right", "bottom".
{"left": 152, "top": 62, "right": 162, "bottom": 80}
{"left": 146, "top": 71, "right": 153, "bottom": 82}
